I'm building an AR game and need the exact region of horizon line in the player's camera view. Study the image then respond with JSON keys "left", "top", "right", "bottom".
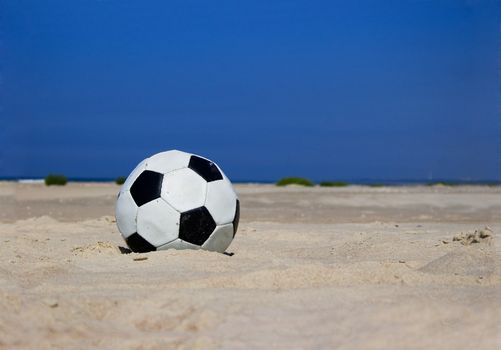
{"left": 2, "top": 176, "right": 501, "bottom": 185}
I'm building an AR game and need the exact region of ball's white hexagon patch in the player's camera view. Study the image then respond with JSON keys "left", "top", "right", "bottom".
{"left": 137, "top": 198, "right": 180, "bottom": 247}
{"left": 122, "top": 158, "right": 148, "bottom": 191}
{"left": 115, "top": 190, "right": 138, "bottom": 238}
{"left": 204, "top": 178, "right": 237, "bottom": 225}
{"left": 157, "top": 239, "right": 200, "bottom": 251}
{"left": 146, "top": 150, "right": 191, "bottom": 174}
{"left": 161, "top": 168, "right": 207, "bottom": 213}
{"left": 201, "top": 224, "right": 234, "bottom": 253}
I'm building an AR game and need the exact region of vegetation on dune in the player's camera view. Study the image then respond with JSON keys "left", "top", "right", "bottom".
{"left": 45, "top": 174, "right": 68, "bottom": 186}
{"left": 368, "top": 183, "right": 384, "bottom": 187}
{"left": 115, "top": 176, "right": 126, "bottom": 185}
{"left": 427, "top": 181, "right": 460, "bottom": 187}
{"left": 319, "top": 181, "right": 348, "bottom": 187}
{"left": 276, "top": 177, "right": 315, "bottom": 187}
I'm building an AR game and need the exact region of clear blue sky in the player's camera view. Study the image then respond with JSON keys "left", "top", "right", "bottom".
{"left": 2, "top": 0, "right": 499, "bottom": 181}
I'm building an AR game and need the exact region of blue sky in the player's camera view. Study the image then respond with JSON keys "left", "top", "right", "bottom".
{"left": 2, "top": 0, "right": 499, "bottom": 181}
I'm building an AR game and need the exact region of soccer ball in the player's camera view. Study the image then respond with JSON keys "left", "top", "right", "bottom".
{"left": 115, "top": 150, "right": 240, "bottom": 253}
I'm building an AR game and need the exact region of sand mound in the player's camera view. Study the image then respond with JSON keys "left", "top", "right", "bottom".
{"left": 71, "top": 241, "right": 120, "bottom": 256}
{"left": 419, "top": 250, "right": 496, "bottom": 276}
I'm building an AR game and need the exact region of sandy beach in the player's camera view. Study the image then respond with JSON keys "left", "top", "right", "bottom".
{"left": 0, "top": 182, "right": 500, "bottom": 349}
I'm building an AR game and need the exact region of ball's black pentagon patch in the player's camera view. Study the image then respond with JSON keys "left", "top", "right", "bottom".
{"left": 130, "top": 170, "right": 163, "bottom": 207}
{"left": 125, "top": 232, "right": 156, "bottom": 253}
{"left": 179, "top": 206, "right": 216, "bottom": 246}
{"left": 233, "top": 199, "right": 240, "bottom": 237}
{"left": 188, "top": 155, "right": 223, "bottom": 182}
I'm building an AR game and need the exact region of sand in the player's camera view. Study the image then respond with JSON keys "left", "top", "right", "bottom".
{"left": 0, "top": 182, "right": 500, "bottom": 349}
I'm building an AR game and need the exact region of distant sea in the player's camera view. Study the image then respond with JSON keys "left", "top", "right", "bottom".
{"left": 3, "top": 177, "right": 501, "bottom": 186}
{"left": 2, "top": 177, "right": 275, "bottom": 184}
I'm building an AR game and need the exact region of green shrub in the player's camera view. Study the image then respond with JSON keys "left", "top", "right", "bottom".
{"left": 276, "top": 177, "right": 314, "bottom": 187}
{"left": 368, "top": 183, "right": 384, "bottom": 187}
{"left": 427, "top": 181, "right": 459, "bottom": 187}
{"left": 319, "top": 181, "right": 348, "bottom": 187}
{"left": 115, "top": 176, "right": 126, "bottom": 185}
{"left": 45, "top": 174, "right": 68, "bottom": 186}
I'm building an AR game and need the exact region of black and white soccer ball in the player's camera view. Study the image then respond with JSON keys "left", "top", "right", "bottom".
{"left": 115, "top": 150, "right": 240, "bottom": 253}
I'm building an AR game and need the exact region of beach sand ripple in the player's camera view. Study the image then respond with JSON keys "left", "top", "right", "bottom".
{"left": 0, "top": 183, "right": 500, "bottom": 349}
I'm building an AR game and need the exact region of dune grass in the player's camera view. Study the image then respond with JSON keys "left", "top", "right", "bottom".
{"left": 319, "top": 181, "right": 348, "bottom": 187}
{"left": 427, "top": 181, "right": 460, "bottom": 187}
{"left": 115, "top": 176, "right": 126, "bottom": 185}
{"left": 44, "top": 174, "right": 68, "bottom": 186}
{"left": 276, "top": 177, "right": 315, "bottom": 187}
